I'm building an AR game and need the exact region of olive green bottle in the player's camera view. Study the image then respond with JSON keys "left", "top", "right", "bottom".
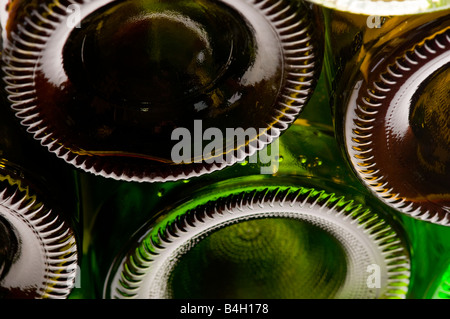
{"left": 1, "top": 0, "right": 323, "bottom": 182}
{"left": 79, "top": 73, "right": 417, "bottom": 299}
{"left": 316, "top": 3, "right": 450, "bottom": 225}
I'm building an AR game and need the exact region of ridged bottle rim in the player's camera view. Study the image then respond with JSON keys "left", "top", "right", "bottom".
{"left": 303, "top": 0, "right": 450, "bottom": 15}
{"left": 2, "top": 0, "right": 321, "bottom": 183}
{"left": 104, "top": 185, "right": 411, "bottom": 299}
{"left": 345, "top": 28, "right": 450, "bottom": 225}
{"left": 0, "top": 164, "right": 78, "bottom": 298}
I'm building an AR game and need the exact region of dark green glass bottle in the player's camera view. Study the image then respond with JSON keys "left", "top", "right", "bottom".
{"left": 427, "top": 263, "right": 450, "bottom": 299}
{"left": 1, "top": 0, "right": 323, "bottom": 182}
{"left": 0, "top": 65, "right": 79, "bottom": 298}
{"left": 400, "top": 213, "right": 450, "bottom": 299}
{"left": 80, "top": 74, "right": 415, "bottom": 299}
{"left": 316, "top": 3, "right": 450, "bottom": 225}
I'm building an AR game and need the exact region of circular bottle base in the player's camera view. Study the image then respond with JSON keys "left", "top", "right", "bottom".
{"left": 104, "top": 183, "right": 411, "bottom": 299}
{"left": 0, "top": 164, "right": 78, "bottom": 299}
{"left": 2, "top": 0, "right": 322, "bottom": 182}
{"left": 345, "top": 28, "right": 450, "bottom": 225}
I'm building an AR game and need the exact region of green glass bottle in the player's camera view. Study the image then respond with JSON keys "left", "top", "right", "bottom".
{"left": 0, "top": 69, "right": 79, "bottom": 297}
{"left": 400, "top": 213, "right": 450, "bottom": 299}
{"left": 427, "top": 263, "right": 450, "bottom": 299}
{"left": 316, "top": 4, "right": 450, "bottom": 225}
{"left": 1, "top": 0, "right": 323, "bottom": 183}
{"left": 80, "top": 74, "right": 415, "bottom": 299}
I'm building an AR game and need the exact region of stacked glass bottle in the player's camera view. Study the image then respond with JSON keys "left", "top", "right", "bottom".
{"left": 0, "top": 72, "right": 79, "bottom": 298}
{"left": 315, "top": 0, "right": 450, "bottom": 298}
{"left": 0, "top": 0, "right": 448, "bottom": 300}
{"left": 78, "top": 72, "right": 415, "bottom": 299}
{"left": 1, "top": 0, "right": 322, "bottom": 182}
{"left": 323, "top": 5, "right": 450, "bottom": 225}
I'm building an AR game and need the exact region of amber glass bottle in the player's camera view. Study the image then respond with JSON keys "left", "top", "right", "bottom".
{"left": 1, "top": 0, "right": 323, "bottom": 182}
{"left": 0, "top": 78, "right": 79, "bottom": 298}
{"left": 319, "top": 4, "right": 450, "bottom": 225}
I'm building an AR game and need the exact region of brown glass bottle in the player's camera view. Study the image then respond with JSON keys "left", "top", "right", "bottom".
{"left": 0, "top": 50, "right": 80, "bottom": 297}
{"left": 1, "top": 0, "right": 323, "bottom": 182}
{"left": 321, "top": 6, "right": 450, "bottom": 225}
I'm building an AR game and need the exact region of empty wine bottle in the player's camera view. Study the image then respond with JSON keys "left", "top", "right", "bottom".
{"left": 317, "top": 4, "right": 450, "bottom": 225}
{"left": 1, "top": 0, "right": 323, "bottom": 183}
{"left": 0, "top": 76, "right": 79, "bottom": 297}
{"left": 81, "top": 75, "right": 412, "bottom": 299}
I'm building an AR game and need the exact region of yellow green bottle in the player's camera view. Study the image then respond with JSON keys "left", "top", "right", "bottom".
{"left": 81, "top": 74, "right": 413, "bottom": 299}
